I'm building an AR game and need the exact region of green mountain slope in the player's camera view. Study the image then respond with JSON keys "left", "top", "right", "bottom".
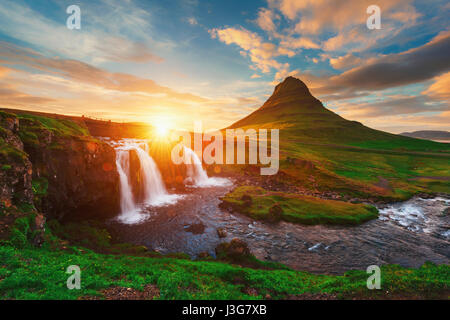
{"left": 229, "top": 77, "right": 449, "bottom": 153}
{"left": 226, "top": 77, "right": 450, "bottom": 199}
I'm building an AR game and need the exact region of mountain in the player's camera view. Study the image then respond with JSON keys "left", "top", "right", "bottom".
{"left": 229, "top": 77, "right": 449, "bottom": 152}
{"left": 226, "top": 77, "right": 449, "bottom": 200}
{"left": 401, "top": 130, "right": 450, "bottom": 141}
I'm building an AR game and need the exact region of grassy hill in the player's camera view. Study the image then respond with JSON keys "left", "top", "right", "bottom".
{"left": 225, "top": 77, "right": 450, "bottom": 200}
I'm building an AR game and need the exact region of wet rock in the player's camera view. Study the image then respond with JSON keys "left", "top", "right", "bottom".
{"left": 266, "top": 203, "right": 283, "bottom": 223}
{"left": 217, "top": 227, "right": 227, "bottom": 238}
{"left": 216, "top": 238, "right": 251, "bottom": 260}
{"left": 197, "top": 252, "right": 210, "bottom": 259}
{"left": 32, "top": 213, "right": 46, "bottom": 247}
{"left": 443, "top": 207, "right": 450, "bottom": 216}
{"left": 184, "top": 222, "right": 205, "bottom": 234}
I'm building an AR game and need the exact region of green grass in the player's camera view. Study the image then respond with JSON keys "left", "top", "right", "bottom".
{"left": 0, "top": 137, "right": 27, "bottom": 163}
{"left": 349, "top": 139, "right": 450, "bottom": 153}
{"left": 17, "top": 113, "right": 89, "bottom": 138}
{"left": 221, "top": 186, "right": 379, "bottom": 225}
{"left": 278, "top": 141, "right": 450, "bottom": 200}
{"left": 0, "top": 195, "right": 447, "bottom": 300}
{"left": 0, "top": 240, "right": 448, "bottom": 300}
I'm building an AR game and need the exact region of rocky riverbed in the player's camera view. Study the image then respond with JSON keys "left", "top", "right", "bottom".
{"left": 106, "top": 183, "right": 449, "bottom": 275}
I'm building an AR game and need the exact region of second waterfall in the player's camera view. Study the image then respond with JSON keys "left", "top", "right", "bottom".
{"left": 113, "top": 139, "right": 180, "bottom": 224}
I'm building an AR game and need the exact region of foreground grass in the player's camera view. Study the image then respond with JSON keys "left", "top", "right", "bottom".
{"left": 0, "top": 204, "right": 448, "bottom": 300}
{"left": 0, "top": 243, "right": 449, "bottom": 300}
{"left": 1, "top": 213, "right": 448, "bottom": 300}
{"left": 221, "top": 186, "right": 378, "bottom": 225}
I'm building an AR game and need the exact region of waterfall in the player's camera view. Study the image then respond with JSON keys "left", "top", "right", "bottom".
{"left": 133, "top": 146, "right": 170, "bottom": 206}
{"left": 113, "top": 139, "right": 179, "bottom": 224}
{"left": 115, "top": 149, "right": 141, "bottom": 224}
{"left": 183, "top": 146, "right": 231, "bottom": 187}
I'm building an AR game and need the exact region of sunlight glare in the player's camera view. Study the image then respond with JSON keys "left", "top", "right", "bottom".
{"left": 155, "top": 122, "right": 169, "bottom": 137}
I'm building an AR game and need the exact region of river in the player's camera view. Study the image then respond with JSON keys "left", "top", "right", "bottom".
{"left": 106, "top": 182, "right": 449, "bottom": 275}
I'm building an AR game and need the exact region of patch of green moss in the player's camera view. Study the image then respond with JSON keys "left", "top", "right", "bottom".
{"left": 17, "top": 114, "right": 89, "bottom": 139}
{"left": 0, "top": 138, "right": 27, "bottom": 163}
{"left": 32, "top": 178, "right": 48, "bottom": 196}
{"left": 17, "top": 130, "right": 39, "bottom": 146}
{"left": 221, "top": 186, "right": 379, "bottom": 225}
{"left": 7, "top": 213, "right": 37, "bottom": 249}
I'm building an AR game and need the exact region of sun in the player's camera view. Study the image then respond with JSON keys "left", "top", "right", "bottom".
{"left": 154, "top": 122, "right": 169, "bottom": 137}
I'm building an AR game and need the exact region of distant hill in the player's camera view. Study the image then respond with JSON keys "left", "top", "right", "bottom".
{"left": 226, "top": 76, "right": 449, "bottom": 200}
{"left": 229, "top": 77, "right": 449, "bottom": 152}
{"left": 401, "top": 130, "right": 450, "bottom": 141}
{"left": 0, "top": 108, "right": 153, "bottom": 139}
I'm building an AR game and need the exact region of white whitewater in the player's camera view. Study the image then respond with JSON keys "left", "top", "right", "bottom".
{"left": 378, "top": 196, "right": 450, "bottom": 239}
{"left": 183, "top": 146, "right": 231, "bottom": 187}
{"left": 114, "top": 139, "right": 179, "bottom": 224}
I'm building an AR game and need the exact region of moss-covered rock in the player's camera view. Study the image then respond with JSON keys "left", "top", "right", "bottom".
{"left": 1, "top": 110, "right": 120, "bottom": 220}
{"left": 0, "top": 112, "right": 34, "bottom": 208}
{"left": 221, "top": 186, "right": 379, "bottom": 225}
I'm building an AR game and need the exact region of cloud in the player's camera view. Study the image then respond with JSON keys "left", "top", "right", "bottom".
{"left": 268, "top": 0, "right": 418, "bottom": 35}
{"left": 333, "top": 96, "right": 447, "bottom": 118}
{"left": 0, "top": 65, "right": 10, "bottom": 77}
{"left": 319, "top": 31, "right": 450, "bottom": 93}
{"left": 0, "top": 42, "right": 200, "bottom": 102}
{"left": 280, "top": 37, "right": 320, "bottom": 50}
{"left": 0, "top": 84, "right": 56, "bottom": 107}
{"left": 0, "top": 41, "right": 269, "bottom": 131}
{"left": 256, "top": 8, "right": 278, "bottom": 34}
{"left": 0, "top": 0, "right": 164, "bottom": 64}
{"left": 422, "top": 71, "right": 450, "bottom": 100}
{"left": 356, "top": 111, "right": 450, "bottom": 133}
{"left": 188, "top": 17, "right": 198, "bottom": 25}
{"left": 329, "top": 53, "right": 362, "bottom": 70}
{"left": 209, "top": 27, "right": 293, "bottom": 74}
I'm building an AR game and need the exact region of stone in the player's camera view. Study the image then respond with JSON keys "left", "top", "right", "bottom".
{"left": 217, "top": 227, "right": 227, "bottom": 238}
{"left": 215, "top": 238, "right": 251, "bottom": 260}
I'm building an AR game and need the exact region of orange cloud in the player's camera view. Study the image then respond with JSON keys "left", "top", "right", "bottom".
{"left": 0, "top": 65, "right": 10, "bottom": 77}
{"left": 423, "top": 72, "right": 450, "bottom": 100}
{"left": 210, "top": 27, "right": 292, "bottom": 74}
{"left": 0, "top": 43, "right": 266, "bottom": 131}
{"left": 329, "top": 53, "right": 362, "bottom": 70}
{"left": 269, "top": 0, "right": 418, "bottom": 34}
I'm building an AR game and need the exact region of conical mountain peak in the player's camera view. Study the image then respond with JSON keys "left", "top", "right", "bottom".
{"left": 272, "top": 76, "right": 312, "bottom": 97}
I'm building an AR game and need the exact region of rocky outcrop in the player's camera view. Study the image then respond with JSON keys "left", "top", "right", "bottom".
{"left": 215, "top": 238, "right": 251, "bottom": 261}
{"left": 0, "top": 111, "right": 33, "bottom": 208}
{"left": 1, "top": 111, "right": 120, "bottom": 221}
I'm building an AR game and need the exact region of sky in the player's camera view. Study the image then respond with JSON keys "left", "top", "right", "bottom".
{"left": 0, "top": 0, "right": 448, "bottom": 133}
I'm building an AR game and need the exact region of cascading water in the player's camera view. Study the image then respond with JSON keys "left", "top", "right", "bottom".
{"left": 183, "top": 146, "right": 231, "bottom": 187}
{"left": 115, "top": 148, "right": 141, "bottom": 224}
{"left": 113, "top": 139, "right": 180, "bottom": 224}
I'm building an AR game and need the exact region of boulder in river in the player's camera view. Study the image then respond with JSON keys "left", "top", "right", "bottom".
{"left": 217, "top": 227, "right": 227, "bottom": 238}
{"left": 216, "top": 238, "right": 251, "bottom": 261}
